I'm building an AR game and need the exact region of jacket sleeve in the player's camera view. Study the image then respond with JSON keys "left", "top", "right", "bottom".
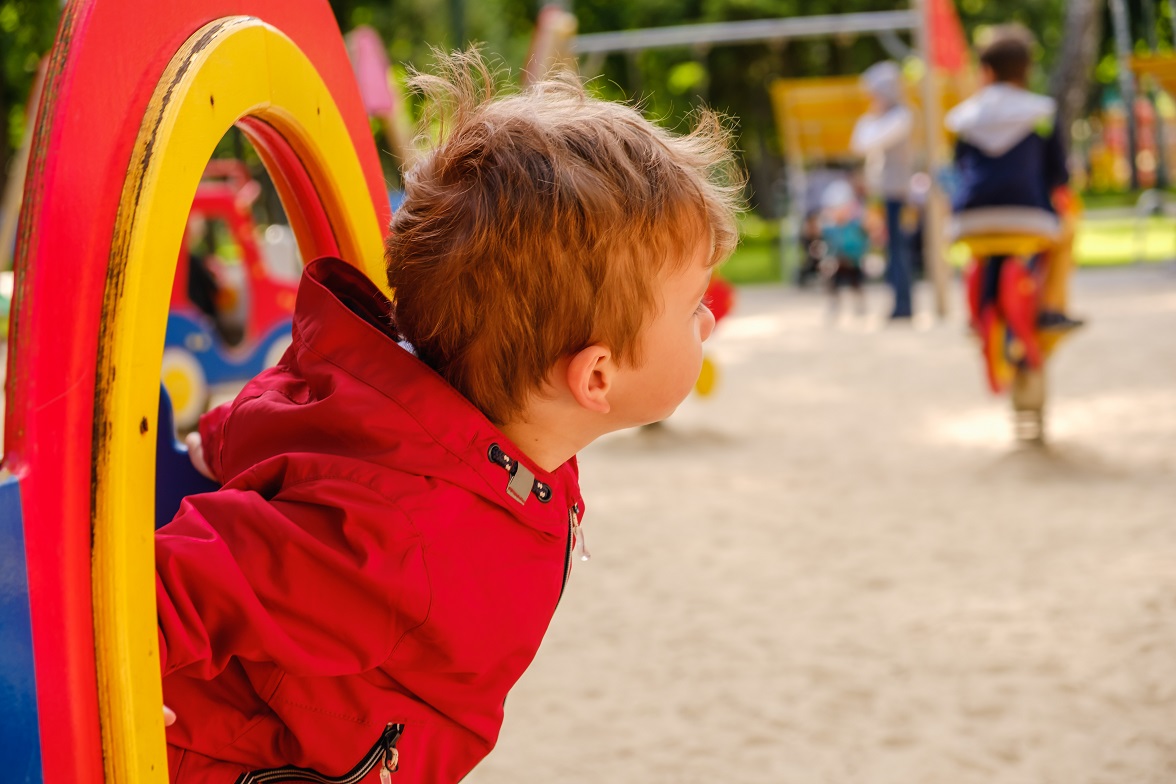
{"left": 1044, "top": 120, "right": 1070, "bottom": 192}
{"left": 156, "top": 479, "right": 430, "bottom": 680}
{"left": 196, "top": 401, "right": 233, "bottom": 483}
{"left": 851, "top": 107, "right": 912, "bottom": 155}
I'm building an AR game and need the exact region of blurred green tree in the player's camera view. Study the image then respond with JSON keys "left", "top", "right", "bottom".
{"left": 0, "top": 0, "right": 59, "bottom": 202}
{"left": 569, "top": 0, "right": 1074, "bottom": 213}
{"left": 6, "top": 0, "right": 1170, "bottom": 216}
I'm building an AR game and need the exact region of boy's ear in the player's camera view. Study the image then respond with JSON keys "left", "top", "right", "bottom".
{"left": 565, "top": 344, "right": 613, "bottom": 415}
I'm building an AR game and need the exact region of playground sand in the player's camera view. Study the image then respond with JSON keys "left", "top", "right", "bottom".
{"left": 7, "top": 266, "right": 1169, "bottom": 782}
{"left": 466, "top": 265, "right": 1176, "bottom": 784}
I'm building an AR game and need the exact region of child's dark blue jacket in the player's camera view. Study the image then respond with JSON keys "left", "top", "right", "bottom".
{"left": 946, "top": 84, "right": 1068, "bottom": 213}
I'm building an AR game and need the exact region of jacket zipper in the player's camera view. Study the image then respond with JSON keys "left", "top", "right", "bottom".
{"left": 234, "top": 723, "right": 404, "bottom": 784}
{"left": 558, "top": 504, "right": 589, "bottom": 603}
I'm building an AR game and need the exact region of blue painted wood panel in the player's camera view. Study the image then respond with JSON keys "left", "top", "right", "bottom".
{"left": 0, "top": 474, "right": 44, "bottom": 783}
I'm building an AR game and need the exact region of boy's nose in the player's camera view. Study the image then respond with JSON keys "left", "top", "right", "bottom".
{"left": 699, "top": 306, "right": 716, "bottom": 342}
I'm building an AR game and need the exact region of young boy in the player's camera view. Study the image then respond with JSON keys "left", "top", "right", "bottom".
{"left": 945, "top": 24, "right": 1081, "bottom": 330}
{"left": 818, "top": 179, "right": 868, "bottom": 318}
{"left": 157, "top": 52, "right": 742, "bottom": 783}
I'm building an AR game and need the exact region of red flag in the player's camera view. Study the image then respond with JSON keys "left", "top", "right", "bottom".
{"left": 926, "top": 0, "right": 969, "bottom": 73}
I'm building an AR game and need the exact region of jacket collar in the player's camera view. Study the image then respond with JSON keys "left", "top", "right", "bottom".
{"left": 292, "top": 257, "right": 583, "bottom": 532}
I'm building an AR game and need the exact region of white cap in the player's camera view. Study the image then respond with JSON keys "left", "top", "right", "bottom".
{"left": 861, "top": 61, "right": 903, "bottom": 106}
{"left": 821, "top": 180, "right": 856, "bottom": 210}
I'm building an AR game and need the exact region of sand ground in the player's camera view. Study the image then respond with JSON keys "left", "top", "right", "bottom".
{"left": 466, "top": 265, "right": 1176, "bottom": 784}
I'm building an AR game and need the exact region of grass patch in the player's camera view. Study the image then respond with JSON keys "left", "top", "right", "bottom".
{"left": 1074, "top": 216, "right": 1176, "bottom": 265}
{"left": 723, "top": 239, "right": 782, "bottom": 284}
{"left": 721, "top": 213, "right": 785, "bottom": 284}
{"left": 1080, "top": 189, "right": 1176, "bottom": 211}
{"left": 725, "top": 214, "right": 1176, "bottom": 284}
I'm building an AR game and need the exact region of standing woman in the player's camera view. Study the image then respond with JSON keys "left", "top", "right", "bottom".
{"left": 851, "top": 61, "right": 915, "bottom": 320}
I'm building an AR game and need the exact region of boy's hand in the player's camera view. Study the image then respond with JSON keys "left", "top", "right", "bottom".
{"left": 185, "top": 433, "right": 215, "bottom": 481}
{"left": 163, "top": 705, "right": 177, "bottom": 726}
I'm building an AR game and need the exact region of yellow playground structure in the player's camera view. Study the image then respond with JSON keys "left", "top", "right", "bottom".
{"left": 769, "top": 70, "right": 970, "bottom": 315}
{"left": 769, "top": 75, "right": 967, "bottom": 168}
{"left": 1132, "top": 54, "right": 1176, "bottom": 101}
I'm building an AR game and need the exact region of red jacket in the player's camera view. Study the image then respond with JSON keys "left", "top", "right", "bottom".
{"left": 157, "top": 258, "right": 585, "bottom": 783}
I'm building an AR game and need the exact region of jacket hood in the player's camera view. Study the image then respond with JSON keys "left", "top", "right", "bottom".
{"left": 945, "top": 84, "right": 1056, "bottom": 156}
{"left": 206, "top": 257, "right": 582, "bottom": 534}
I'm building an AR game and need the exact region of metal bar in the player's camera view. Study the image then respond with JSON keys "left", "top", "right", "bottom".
{"left": 876, "top": 29, "right": 913, "bottom": 61}
{"left": 572, "top": 11, "right": 919, "bottom": 55}
{"left": 912, "top": 0, "right": 950, "bottom": 318}
{"left": 780, "top": 91, "right": 808, "bottom": 285}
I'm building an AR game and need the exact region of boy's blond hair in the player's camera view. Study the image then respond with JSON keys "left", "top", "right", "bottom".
{"left": 385, "top": 51, "right": 743, "bottom": 425}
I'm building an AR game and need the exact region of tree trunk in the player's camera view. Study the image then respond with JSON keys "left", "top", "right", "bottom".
{"left": 0, "top": 78, "right": 9, "bottom": 200}
{"left": 1047, "top": 0, "right": 1106, "bottom": 153}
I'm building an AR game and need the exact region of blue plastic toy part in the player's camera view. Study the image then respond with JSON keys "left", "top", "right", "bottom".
{"left": 0, "top": 473, "right": 45, "bottom": 783}
{"left": 155, "top": 385, "right": 219, "bottom": 529}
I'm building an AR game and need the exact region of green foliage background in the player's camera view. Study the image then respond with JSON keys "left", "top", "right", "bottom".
{"left": 2, "top": 0, "right": 1173, "bottom": 213}
{"left": 1, "top": 0, "right": 56, "bottom": 157}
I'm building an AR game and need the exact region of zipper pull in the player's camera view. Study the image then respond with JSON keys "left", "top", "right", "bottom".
{"left": 380, "top": 723, "right": 403, "bottom": 782}
{"left": 570, "top": 504, "right": 590, "bottom": 562}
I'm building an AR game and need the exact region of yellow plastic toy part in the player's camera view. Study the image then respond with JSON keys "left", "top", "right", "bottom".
{"left": 93, "top": 17, "right": 385, "bottom": 784}
{"left": 694, "top": 355, "right": 718, "bottom": 397}
{"left": 1037, "top": 328, "right": 1072, "bottom": 359}
{"left": 960, "top": 234, "right": 1055, "bottom": 259}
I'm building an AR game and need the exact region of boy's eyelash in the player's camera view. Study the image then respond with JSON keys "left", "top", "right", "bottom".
{"left": 695, "top": 298, "right": 711, "bottom": 314}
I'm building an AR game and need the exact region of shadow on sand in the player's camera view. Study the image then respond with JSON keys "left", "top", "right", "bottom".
{"left": 596, "top": 420, "right": 738, "bottom": 454}
{"left": 979, "top": 440, "right": 1131, "bottom": 484}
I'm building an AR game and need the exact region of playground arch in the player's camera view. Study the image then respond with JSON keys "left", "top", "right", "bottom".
{"left": 1, "top": 1, "right": 390, "bottom": 781}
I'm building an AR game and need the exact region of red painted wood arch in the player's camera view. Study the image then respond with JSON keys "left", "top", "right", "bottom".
{"left": 6, "top": 2, "right": 389, "bottom": 780}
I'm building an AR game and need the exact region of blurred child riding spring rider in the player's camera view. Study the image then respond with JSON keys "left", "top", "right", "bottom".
{"left": 159, "top": 51, "right": 743, "bottom": 783}
{"left": 851, "top": 61, "right": 915, "bottom": 320}
{"left": 946, "top": 25, "right": 1083, "bottom": 438}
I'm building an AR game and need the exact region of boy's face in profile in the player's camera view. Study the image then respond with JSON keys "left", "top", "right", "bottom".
{"left": 607, "top": 238, "right": 717, "bottom": 426}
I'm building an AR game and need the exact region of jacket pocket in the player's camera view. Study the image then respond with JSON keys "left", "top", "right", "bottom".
{"left": 234, "top": 723, "right": 404, "bottom": 784}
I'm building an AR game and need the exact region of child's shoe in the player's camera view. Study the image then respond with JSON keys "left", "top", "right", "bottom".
{"left": 1036, "top": 310, "right": 1086, "bottom": 332}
